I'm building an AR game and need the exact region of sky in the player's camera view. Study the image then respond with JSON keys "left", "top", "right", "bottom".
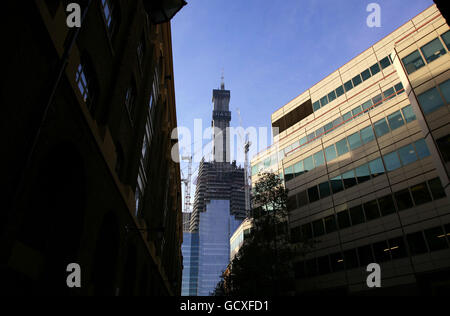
{"left": 170, "top": 0, "right": 434, "bottom": 204}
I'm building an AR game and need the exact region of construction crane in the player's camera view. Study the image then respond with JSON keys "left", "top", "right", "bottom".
{"left": 236, "top": 108, "right": 251, "bottom": 215}
{"left": 181, "top": 155, "right": 192, "bottom": 214}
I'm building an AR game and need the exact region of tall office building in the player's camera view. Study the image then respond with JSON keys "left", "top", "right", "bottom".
{"left": 251, "top": 4, "right": 450, "bottom": 294}
{"left": 181, "top": 81, "right": 246, "bottom": 295}
{"left": 0, "top": 1, "right": 184, "bottom": 295}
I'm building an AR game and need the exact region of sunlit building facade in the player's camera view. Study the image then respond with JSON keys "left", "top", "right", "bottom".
{"left": 251, "top": 4, "right": 450, "bottom": 294}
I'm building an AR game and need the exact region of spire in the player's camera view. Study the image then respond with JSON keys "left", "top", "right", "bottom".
{"left": 220, "top": 68, "right": 225, "bottom": 90}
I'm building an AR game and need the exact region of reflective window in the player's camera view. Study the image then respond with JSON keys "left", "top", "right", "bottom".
{"left": 325, "top": 144, "right": 337, "bottom": 162}
{"left": 308, "top": 186, "right": 320, "bottom": 203}
{"left": 349, "top": 205, "right": 365, "bottom": 225}
{"left": 424, "top": 227, "right": 449, "bottom": 251}
{"left": 313, "top": 101, "right": 321, "bottom": 111}
{"left": 320, "top": 95, "right": 329, "bottom": 107}
{"left": 344, "top": 80, "right": 353, "bottom": 92}
{"left": 336, "top": 138, "right": 349, "bottom": 156}
{"left": 352, "top": 74, "right": 362, "bottom": 87}
{"left": 374, "top": 118, "right": 390, "bottom": 138}
{"left": 330, "top": 175, "right": 344, "bottom": 193}
{"left": 337, "top": 210, "right": 351, "bottom": 229}
{"left": 373, "top": 240, "right": 390, "bottom": 262}
{"left": 402, "top": 50, "right": 425, "bottom": 74}
{"left": 410, "top": 182, "right": 432, "bottom": 205}
{"left": 401, "top": 104, "right": 416, "bottom": 123}
{"left": 313, "top": 150, "right": 325, "bottom": 167}
{"left": 394, "top": 82, "right": 404, "bottom": 94}
{"left": 299, "top": 136, "right": 307, "bottom": 146}
{"left": 394, "top": 188, "right": 413, "bottom": 211}
{"left": 319, "top": 182, "right": 331, "bottom": 198}
{"left": 297, "top": 190, "right": 308, "bottom": 207}
{"left": 420, "top": 38, "right": 446, "bottom": 63}
{"left": 414, "top": 139, "right": 430, "bottom": 159}
{"left": 352, "top": 106, "right": 363, "bottom": 118}
{"left": 372, "top": 94, "right": 383, "bottom": 107}
{"left": 336, "top": 85, "right": 345, "bottom": 97}
{"left": 324, "top": 215, "right": 337, "bottom": 233}
{"left": 304, "top": 155, "right": 314, "bottom": 171}
{"left": 369, "top": 157, "right": 385, "bottom": 177}
{"left": 380, "top": 56, "right": 391, "bottom": 69}
{"left": 441, "top": 30, "right": 450, "bottom": 50}
{"left": 417, "top": 87, "right": 445, "bottom": 114}
{"left": 428, "top": 177, "right": 446, "bottom": 200}
{"left": 361, "top": 100, "right": 373, "bottom": 112}
{"left": 332, "top": 117, "right": 343, "bottom": 128}
{"left": 307, "top": 132, "right": 315, "bottom": 142}
{"left": 407, "top": 232, "right": 428, "bottom": 255}
{"left": 328, "top": 90, "right": 337, "bottom": 102}
{"left": 370, "top": 62, "right": 380, "bottom": 76}
{"left": 342, "top": 169, "right": 357, "bottom": 189}
{"left": 361, "top": 69, "right": 371, "bottom": 81}
{"left": 315, "top": 126, "right": 325, "bottom": 138}
{"left": 284, "top": 165, "right": 294, "bottom": 181}
{"left": 387, "top": 110, "right": 405, "bottom": 130}
{"left": 324, "top": 122, "right": 333, "bottom": 134}
{"left": 383, "top": 87, "right": 396, "bottom": 100}
{"left": 342, "top": 111, "right": 352, "bottom": 122}
{"left": 364, "top": 200, "right": 380, "bottom": 221}
{"left": 293, "top": 161, "right": 304, "bottom": 177}
{"left": 383, "top": 151, "right": 401, "bottom": 171}
{"left": 312, "top": 219, "right": 325, "bottom": 237}
{"left": 360, "top": 125, "right": 375, "bottom": 144}
{"left": 355, "top": 163, "right": 370, "bottom": 183}
{"left": 439, "top": 79, "right": 450, "bottom": 103}
{"left": 347, "top": 132, "right": 362, "bottom": 150}
{"left": 378, "top": 195, "right": 396, "bottom": 216}
{"left": 398, "top": 144, "right": 417, "bottom": 165}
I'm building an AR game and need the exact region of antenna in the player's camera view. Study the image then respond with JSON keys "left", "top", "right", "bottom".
{"left": 220, "top": 68, "right": 225, "bottom": 90}
{"left": 236, "top": 108, "right": 251, "bottom": 214}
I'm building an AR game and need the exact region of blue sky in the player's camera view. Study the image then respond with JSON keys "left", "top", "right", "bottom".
{"left": 171, "top": 0, "right": 433, "bottom": 188}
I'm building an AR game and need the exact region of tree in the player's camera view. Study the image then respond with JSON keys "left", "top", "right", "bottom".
{"left": 214, "top": 172, "right": 313, "bottom": 296}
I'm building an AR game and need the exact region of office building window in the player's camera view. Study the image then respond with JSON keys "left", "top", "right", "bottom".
{"left": 436, "top": 134, "right": 450, "bottom": 162}
{"left": 378, "top": 194, "right": 396, "bottom": 216}
{"left": 441, "top": 30, "right": 450, "bottom": 50}
{"left": 428, "top": 177, "right": 446, "bottom": 200}
{"left": 301, "top": 223, "right": 313, "bottom": 239}
{"left": 355, "top": 163, "right": 370, "bottom": 183}
{"left": 420, "top": 38, "right": 446, "bottom": 63}
{"left": 308, "top": 186, "right": 320, "bottom": 203}
{"left": 330, "top": 175, "right": 344, "bottom": 194}
{"left": 370, "top": 62, "right": 380, "bottom": 76}
{"left": 347, "top": 132, "right": 362, "bottom": 150}
{"left": 364, "top": 200, "right": 380, "bottom": 221}
{"left": 352, "top": 106, "right": 363, "bottom": 118}
{"left": 332, "top": 116, "right": 343, "bottom": 128}
{"left": 313, "top": 150, "right": 325, "bottom": 167}
{"left": 344, "top": 80, "right": 353, "bottom": 92}
{"left": 401, "top": 104, "right": 416, "bottom": 123}
{"left": 414, "top": 139, "right": 430, "bottom": 159}
{"left": 307, "top": 132, "right": 315, "bottom": 142}
{"left": 372, "top": 93, "right": 383, "bottom": 107}
{"left": 369, "top": 157, "right": 385, "bottom": 177}
{"left": 344, "top": 249, "right": 359, "bottom": 269}
{"left": 319, "top": 182, "right": 331, "bottom": 198}
{"left": 299, "top": 136, "right": 307, "bottom": 146}
{"left": 388, "top": 237, "right": 408, "bottom": 259}
{"left": 312, "top": 219, "right": 325, "bottom": 237}
{"left": 287, "top": 195, "right": 297, "bottom": 211}
{"left": 394, "top": 188, "right": 413, "bottom": 211}
{"left": 349, "top": 205, "right": 365, "bottom": 225}
{"left": 284, "top": 165, "right": 294, "bottom": 181}
{"left": 313, "top": 101, "right": 320, "bottom": 111}
{"left": 337, "top": 210, "right": 351, "bottom": 229}
{"left": 320, "top": 95, "right": 329, "bottom": 107}
{"left": 324, "top": 215, "right": 337, "bottom": 233}
{"left": 336, "top": 138, "right": 349, "bottom": 156}
{"left": 342, "top": 111, "right": 352, "bottom": 122}
{"left": 407, "top": 232, "right": 428, "bottom": 255}
{"left": 402, "top": 50, "right": 425, "bottom": 74}
{"left": 304, "top": 155, "right": 314, "bottom": 171}
{"left": 439, "top": 79, "right": 450, "bottom": 103}
{"left": 374, "top": 118, "right": 390, "bottom": 138}
{"left": 317, "top": 256, "right": 331, "bottom": 274}
{"left": 324, "top": 144, "right": 337, "bottom": 162}
{"left": 101, "top": 0, "right": 119, "bottom": 35}
{"left": 361, "top": 69, "right": 371, "bottom": 81}
{"left": 383, "top": 151, "right": 401, "bottom": 171}
{"left": 417, "top": 87, "right": 445, "bottom": 114}
{"left": 125, "top": 83, "right": 137, "bottom": 122}
{"left": 398, "top": 144, "right": 417, "bottom": 165}
{"left": 330, "top": 252, "right": 345, "bottom": 272}
{"left": 424, "top": 227, "right": 449, "bottom": 251}
{"left": 383, "top": 87, "right": 395, "bottom": 100}
{"left": 336, "top": 85, "right": 345, "bottom": 97}
{"left": 324, "top": 122, "right": 333, "bottom": 134}
{"left": 361, "top": 100, "right": 373, "bottom": 112}
{"left": 357, "top": 245, "right": 374, "bottom": 266}
{"left": 387, "top": 110, "right": 405, "bottom": 130}
{"left": 394, "top": 82, "right": 404, "bottom": 94}
{"left": 360, "top": 125, "right": 375, "bottom": 144}
{"left": 352, "top": 74, "right": 362, "bottom": 87}
{"left": 293, "top": 161, "right": 304, "bottom": 177}
{"left": 297, "top": 190, "right": 308, "bottom": 207}
{"left": 410, "top": 182, "right": 432, "bottom": 205}
{"left": 342, "top": 170, "right": 357, "bottom": 189}
{"left": 373, "top": 240, "right": 390, "bottom": 262}
{"left": 379, "top": 56, "right": 391, "bottom": 69}
{"left": 76, "top": 63, "right": 94, "bottom": 109}
{"left": 328, "top": 90, "right": 337, "bottom": 102}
